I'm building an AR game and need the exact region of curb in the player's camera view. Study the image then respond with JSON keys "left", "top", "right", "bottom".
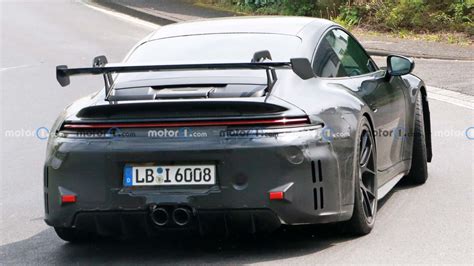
{"left": 91, "top": 0, "right": 472, "bottom": 61}
{"left": 366, "top": 49, "right": 472, "bottom": 61}
{"left": 427, "top": 86, "right": 474, "bottom": 110}
{"left": 91, "top": 0, "right": 178, "bottom": 25}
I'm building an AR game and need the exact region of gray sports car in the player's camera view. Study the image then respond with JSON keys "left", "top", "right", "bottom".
{"left": 46, "top": 17, "right": 432, "bottom": 242}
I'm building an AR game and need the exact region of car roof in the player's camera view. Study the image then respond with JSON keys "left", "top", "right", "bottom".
{"left": 148, "top": 16, "right": 334, "bottom": 40}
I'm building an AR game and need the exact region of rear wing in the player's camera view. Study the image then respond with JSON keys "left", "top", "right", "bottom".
{"left": 56, "top": 51, "right": 314, "bottom": 100}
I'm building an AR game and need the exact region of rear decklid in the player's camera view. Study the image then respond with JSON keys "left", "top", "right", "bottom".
{"left": 108, "top": 71, "right": 269, "bottom": 101}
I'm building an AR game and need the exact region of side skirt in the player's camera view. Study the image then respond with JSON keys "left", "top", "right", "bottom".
{"left": 377, "top": 173, "right": 404, "bottom": 200}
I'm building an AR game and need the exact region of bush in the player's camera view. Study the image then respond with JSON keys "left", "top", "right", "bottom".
{"left": 338, "top": 4, "right": 361, "bottom": 27}
{"left": 385, "top": 0, "right": 427, "bottom": 30}
{"left": 198, "top": 0, "right": 474, "bottom": 35}
{"left": 337, "top": 0, "right": 473, "bottom": 35}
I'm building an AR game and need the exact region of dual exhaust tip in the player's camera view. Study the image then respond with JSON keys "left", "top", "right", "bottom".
{"left": 150, "top": 207, "right": 192, "bottom": 227}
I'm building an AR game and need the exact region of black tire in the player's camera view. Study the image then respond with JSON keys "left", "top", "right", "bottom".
{"left": 346, "top": 117, "right": 378, "bottom": 235}
{"left": 54, "top": 227, "right": 96, "bottom": 243}
{"left": 405, "top": 93, "right": 428, "bottom": 184}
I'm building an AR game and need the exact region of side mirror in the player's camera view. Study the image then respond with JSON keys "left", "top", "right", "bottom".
{"left": 387, "top": 55, "right": 414, "bottom": 76}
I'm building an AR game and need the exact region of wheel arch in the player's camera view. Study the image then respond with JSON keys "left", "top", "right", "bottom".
{"left": 350, "top": 112, "right": 377, "bottom": 194}
{"left": 362, "top": 112, "right": 376, "bottom": 153}
{"left": 419, "top": 86, "right": 433, "bottom": 162}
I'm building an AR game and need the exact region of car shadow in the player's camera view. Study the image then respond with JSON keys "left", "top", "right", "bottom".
{"left": 1, "top": 180, "right": 419, "bottom": 264}
{"left": 1, "top": 224, "right": 356, "bottom": 264}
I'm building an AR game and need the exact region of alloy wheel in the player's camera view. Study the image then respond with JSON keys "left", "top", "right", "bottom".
{"left": 359, "top": 129, "right": 377, "bottom": 223}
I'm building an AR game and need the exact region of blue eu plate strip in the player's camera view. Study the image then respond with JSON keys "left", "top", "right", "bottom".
{"left": 123, "top": 166, "right": 133, "bottom": 187}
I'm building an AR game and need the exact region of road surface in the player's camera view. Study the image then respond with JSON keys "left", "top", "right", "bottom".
{"left": 0, "top": 0, "right": 472, "bottom": 264}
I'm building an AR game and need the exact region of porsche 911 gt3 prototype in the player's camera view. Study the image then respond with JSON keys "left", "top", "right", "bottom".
{"left": 45, "top": 17, "right": 432, "bottom": 242}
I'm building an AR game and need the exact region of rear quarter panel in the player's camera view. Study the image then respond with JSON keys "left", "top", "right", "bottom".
{"left": 272, "top": 73, "right": 369, "bottom": 208}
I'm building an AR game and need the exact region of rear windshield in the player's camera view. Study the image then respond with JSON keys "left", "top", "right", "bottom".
{"left": 126, "top": 34, "right": 302, "bottom": 64}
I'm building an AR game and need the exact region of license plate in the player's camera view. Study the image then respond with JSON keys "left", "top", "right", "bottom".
{"left": 123, "top": 164, "right": 216, "bottom": 187}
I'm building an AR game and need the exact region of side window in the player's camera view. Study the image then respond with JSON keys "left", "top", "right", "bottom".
{"left": 313, "top": 29, "right": 373, "bottom": 77}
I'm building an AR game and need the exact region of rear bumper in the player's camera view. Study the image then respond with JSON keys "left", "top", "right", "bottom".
{"left": 49, "top": 209, "right": 281, "bottom": 236}
{"left": 44, "top": 125, "right": 354, "bottom": 231}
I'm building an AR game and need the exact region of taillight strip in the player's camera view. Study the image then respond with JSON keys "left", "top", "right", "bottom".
{"left": 63, "top": 117, "right": 310, "bottom": 129}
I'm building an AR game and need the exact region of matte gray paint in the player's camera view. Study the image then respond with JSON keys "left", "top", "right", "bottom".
{"left": 44, "top": 17, "right": 429, "bottom": 232}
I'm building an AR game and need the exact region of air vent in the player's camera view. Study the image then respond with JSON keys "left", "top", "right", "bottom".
{"left": 311, "top": 160, "right": 323, "bottom": 183}
{"left": 311, "top": 161, "right": 316, "bottom": 183}
{"left": 44, "top": 167, "right": 48, "bottom": 188}
{"left": 313, "top": 188, "right": 318, "bottom": 210}
{"left": 44, "top": 193, "right": 49, "bottom": 214}
{"left": 155, "top": 88, "right": 214, "bottom": 99}
{"left": 311, "top": 160, "right": 324, "bottom": 210}
{"left": 318, "top": 160, "right": 323, "bottom": 182}
{"left": 313, "top": 187, "right": 324, "bottom": 210}
{"left": 319, "top": 187, "right": 324, "bottom": 209}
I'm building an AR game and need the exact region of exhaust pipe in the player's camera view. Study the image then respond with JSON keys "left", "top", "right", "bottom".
{"left": 172, "top": 208, "right": 192, "bottom": 226}
{"left": 150, "top": 207, "right": 169, "bottom": 226}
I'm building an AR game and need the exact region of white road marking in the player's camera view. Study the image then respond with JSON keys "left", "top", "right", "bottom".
{"left": 413, "top": 58, "right": 474, "bottom": 63}
{"left": 0, "top": 64, "right": 33, "bottom": 72}
{"left": 81, "top": 0, "right": 160, "bottom": 30}
{"left": 427, "top": 86, "right": 474, "bottom": 110}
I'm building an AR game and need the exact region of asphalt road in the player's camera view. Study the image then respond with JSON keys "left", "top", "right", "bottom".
{"left": 0, "top": 1, "right": 473, "bottom": 264}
